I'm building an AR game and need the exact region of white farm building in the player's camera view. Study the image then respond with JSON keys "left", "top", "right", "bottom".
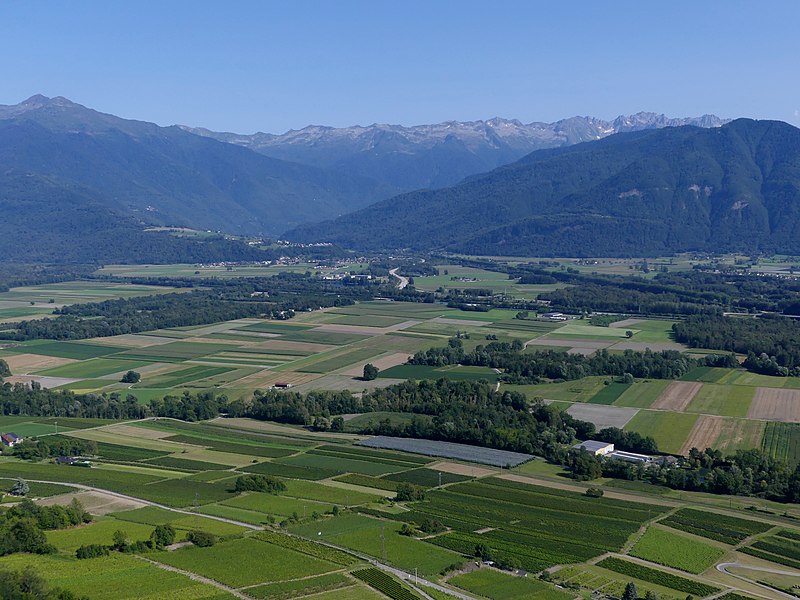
{"left": 572, "top": 440, "right": 615, "bottom": 456}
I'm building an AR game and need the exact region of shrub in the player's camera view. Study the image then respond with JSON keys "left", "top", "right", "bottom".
{"left": 395, "top": 482, "right": 425, "bottom": 502}
{"left": 187, "top": 530, "right": 216, "bottom": 547}
{"left": 76, "top": 544, "right": 110, "bottom": 559}
{"left": 234, "top": 474, "right": 287, "bottom": 494}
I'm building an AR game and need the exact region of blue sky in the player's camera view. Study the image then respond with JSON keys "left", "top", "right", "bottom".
{"left": 1, "top": 1, "right": 798, "bottom": 133}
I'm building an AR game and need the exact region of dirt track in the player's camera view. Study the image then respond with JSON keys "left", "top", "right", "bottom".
{"left": 748, "top": 388, "right": 800, "bottom": 422}
{"left": 651, "top": 381, "right": 702, "bottom": 411}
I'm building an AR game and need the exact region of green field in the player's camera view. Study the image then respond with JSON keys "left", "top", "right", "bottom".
{"left": 614, "top": 380, "right": 671, "bottom": 408}
{"left": 761, "top": 422, "right": 800, "bottom": 466}
{"left": 449, "top": 568, "right": 574, "bottom": 600}
{"left": 292, "top": 513, "right": 463, "bottom": 578}
{"left": 378, "top": 364, "right": 499, "bottom": 382}
{"left": 629, "top": 526, "right": 726, "bottom": 573}
{"left": 152, "top": 537, "right": 339, "bottom": 587}
{"left": 685, "top": 384, "right": 754, "bottom": 417}
{"left": 588, "top": 382, "right": 631, "bottom": 405}
{"left": 624, "top": 411, "right": 699, "bottom": 454}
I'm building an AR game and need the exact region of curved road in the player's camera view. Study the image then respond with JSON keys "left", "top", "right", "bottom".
{"left": 389, "top": 268, "right": 409, "bottom": 289}
{"left": 716, "top": 562, "right": 799, "bottom": 600}
{"left": 20, "top": 478, "right": 478, "bottom": 600}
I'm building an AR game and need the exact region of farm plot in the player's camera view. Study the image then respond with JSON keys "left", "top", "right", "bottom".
{"left": 35, "top": 357, "right": 151, "bottom": 379}
{"left": 709, "top": 418, "right": 765, "bottom": 453}
{"left": 152, "top": 536, "right": 340, "bottom": 588}
{"left": 0, "top": 353, "right": 76, "bottom": 374}
{"left": 0, "top": 552, "right": 230, "bottom": 600}
{"left": 411, "top": 478, "right": 666, "bottom": 573}
{"left": 276, "top": 452, "right": 410, "bottom": 476}
{"left": 624, "top": 411, "right": 698, "bottom": 454}
{"left": 660, "top": 508, "right": 771, "bottom": 545}
{"left": 298, "top": 347, "right": 385, "bottom": 374}
{"left": 614, "top": 380, "right": 671, "bottom": 408}
{"left": 686, "top": 384, "right": 755, "bottom": 417}
{"left": 680, "top": 416, "right": 726, "bottom": 454}
{"left": 588, "top": 382, "right": 631, "bottom": 405}
{"left": 377, "top": 363, "right": 498, "bottom": 382}
{"left": 357, "top": 436, "right": 533, "bottom": 467}
{"left": 506, "top": 377, "right": 608, "bottom": 403}
{"left": 596, "top": 557, "right": 720, "bottom": 596}
{"left": 748, "top": 388, "right": 800, "bottom": 422}
{"left": 761, "top": 422, "right": 800, "bottom": 466}
{"left": 449, "top": 568, "right": 573, "bottom": 600}
{"left": 278, "top": 329, "right": 371, "bottom": 346}
{"left": 565, "top": 403, "right": 639, "bottom": 430}
{"left": 383, "top": 468, "right": 472, "bottom": 487}
{"left": 292, "top": 513, "right": 462, "bottom": 578}
{"left": 115, "top": 341, "right": 234, "bottom": 363}
{"left": 137, "top": 364, "right": 235, "bottom": 388}
{"left": 10, "top": 341, "right": 124, "bottom": 360}
{"left": 629, "top": 526, "right": 725, "bottom": 573}
{"left": 651, "top": 381, "right": 703, "bottom": 411}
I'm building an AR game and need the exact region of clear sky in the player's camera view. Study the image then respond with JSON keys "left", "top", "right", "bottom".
{"left": 1, "top": 0, "right": 798, "bottom": 133}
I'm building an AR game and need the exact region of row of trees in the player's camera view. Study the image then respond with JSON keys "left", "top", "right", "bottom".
{"left": 409, "top": 337, "right": 719, "bottom": 383}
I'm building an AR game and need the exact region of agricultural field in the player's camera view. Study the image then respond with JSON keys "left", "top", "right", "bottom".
{"left": 448, "top": 568, "right": 574, "bottom": 600}
{"left": 629, "top": 526, "right": 726, "bottom": 573}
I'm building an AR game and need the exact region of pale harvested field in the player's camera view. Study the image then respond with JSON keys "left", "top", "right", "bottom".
{"left": 230, "top": 370, "right": 322, "bottom": 389}
{"left": 527, "top": 337, "right": 615, "bottom": 350}
{"left": 251, "top": 339, "right": 337, "bottom": 353}
{"left": 567, "top": 347, "right": 596, "bottom": 356}
{"left": 609, "top": 341, "right": 686, "bottom": 352}
{"left": 40, "top": 490, "right": 145, "bottom": 515}
{"left": 680, "top": 415, "right": 725, "bottom": 454}
{"left": 2, "top": 353, "right": 76, "bottom": 373}
{"left": 429, "top": 461, "right": 497, "bottom": 478}
{"left": 651, "top": 381, "right": 703, "bottom": 411}
{"left": 609, "top": 318, "right": 646, "bottom": 328}
{"left": 311, "top": 320, "right": 421, "bottom": 336}
{"left": 5, "top": 375, "right": 78, "bottom": 388}
{"left": 565, "top": 404, "right": 639, "bottom": 429}
{"left": 66, "top": 429, "right": 191, "bottom": 451}
{"left": 713, "top": 419, "right": 765, "bottom": 453}
{"left": 99, "top": 423, "right": 176, "bottom": 439}
{"left": 90, "top": 334, "right": 176, "bottom": 348}
{"left": 212, "top": 417, "right": 366, "bottom": 441}
{"left": 748, "top": 388, "right": 800, "bottom": 422}
{"left": 188, "top": 337, "right": 253, "bottom": 346}
{"left": 343, "top": 352, "right": 412, "bottom": 377}
{"left": 431, "top": 317, "right": 490, "bottom": 327}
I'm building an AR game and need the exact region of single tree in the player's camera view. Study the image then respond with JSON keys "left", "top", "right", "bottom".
{"left": 10, "top": 478, "right": 29, "bottom": 497}
{"left": 0, "top": 358, "right": 10, "bottom": 377}
{"left": 112, "top": 530, "right": 128, "bottom": 551}
{"left": 625, "top": 330, "right": 634, "bottom": 338}
{"left": 150, "top": 524, "right": 176, "bottom": 549}
{"left": 120, "top": 371, "right": 141, "bottom": 384}
{"left": 623, "top": 582, "right": 638, "bottom": 600}
{"left": 362, "top": 363, "right": 379, "bottom": 381}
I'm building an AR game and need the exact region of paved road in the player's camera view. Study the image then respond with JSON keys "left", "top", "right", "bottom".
{"left": 716, "top": 562, "right": 800, "bottom": 600}
{"left": 390, "top": 268, "right": 409, "bottom": 289}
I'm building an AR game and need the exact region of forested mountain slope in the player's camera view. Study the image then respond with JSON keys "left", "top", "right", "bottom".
{"left": 0, "top": 95, "right": 394, "bottom": 237}
{"left": 285, "top": 119, "right": 800, "bottom": 256}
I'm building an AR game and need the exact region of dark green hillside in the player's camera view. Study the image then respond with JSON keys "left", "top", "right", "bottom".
{"left": 0, "top": 95, "right": 393, "bottom": 239}
{"left": 286, "top": 119, "right": 800, "bottom": 256}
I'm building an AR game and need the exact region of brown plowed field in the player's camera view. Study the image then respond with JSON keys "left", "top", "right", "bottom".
{"left": 748, "top": 388, "right": 800, "bottom": 422}
{"left": 651, "top": 381, "right": 703, "bottom": 411}
{"left": 680, "top": 415, "right": 725, "bottom": 454}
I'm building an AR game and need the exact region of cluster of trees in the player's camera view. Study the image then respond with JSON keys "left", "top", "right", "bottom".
{"left": 674, "top": 315, "right": 800, "bottom": 373}
{"left": 0, "top": 382, "right": 226, "bottom": 422}
{"left": 77, "top": 524, "right": 178, "bottom": 559}
{"left": 593, "top": 427, "right": 658, "bottom": 454}
{"left": 1, "top": 499, "right": 90, "bottom": 557}
{"left": 233, "top": 474, "right": 286, "bottom": 494}
{"left": 569, "top": 446, "right": 800, "bottom": 504}
{"left": 395, "top": 483, "right": 426, "bottom": 502}
{"left": 7, "top": 438, "right": 97, "bottom": 461}
{"left": 0, "top": 566, "right": 87, "bottom": 600}
{"left": 237, "top": 379, "right": 595, "bottom": 460}
{"left": 409, "top": 338, "right": 702, "bottom": 383}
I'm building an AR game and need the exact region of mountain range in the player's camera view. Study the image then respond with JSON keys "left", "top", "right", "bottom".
{"left": 286, "top": 119, "right": 800, "bottom": 257}
{"left": 0, "top": 95, "right": 393, "bottom": 239}
{"left": 183, "top": 113, "right": 727, "bottom": 191}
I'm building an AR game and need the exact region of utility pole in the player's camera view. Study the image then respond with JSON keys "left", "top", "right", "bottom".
{"left": 438, "top": 472, "right": 442, "bottom": 487}
{"left": 54, "top": 421, "right": 58, "bottom": 435}
{"left": 380, "top": 524, "right": 386, "bottom": 561}
{"left": 414, "top": 567, "right": 418, "bottom": 585}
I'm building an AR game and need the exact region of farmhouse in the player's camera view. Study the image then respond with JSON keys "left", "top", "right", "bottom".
{"left": 273, "top": 382, "right": 293, "bottom": 389}
{"left": 541, "top": 312, "right": 568, "bottom": 321}
{"left": 0, "top": 432, "right": 23, "bottom": 447}
{"left": 572, "top": 440, "right": 615, "bottom": 456}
